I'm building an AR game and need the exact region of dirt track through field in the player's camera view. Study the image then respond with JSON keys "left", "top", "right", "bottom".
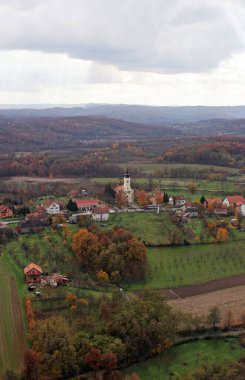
{"left": 0, "top": 266, "right": 25, "bottom": 375}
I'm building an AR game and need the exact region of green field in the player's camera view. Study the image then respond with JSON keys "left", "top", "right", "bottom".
{"left": 0, "top": 256, "right": 26, "bottom": 375}
{"left": 91, "top": 177, "right": 241, "bottom": 195}
{"left": 120, "top": 162, "right": 240, "bottom": 174}
{"left": 124, "top": 338, "right": 245, "bottom": 380}
{"left": 107, "top": 212, "right": 174, "bottom": 244}
{"left": 125, "top": 241, "right": 245, "bottom": 290}
{"left": 105, "top": 212, "right": 243, "bottom": 245}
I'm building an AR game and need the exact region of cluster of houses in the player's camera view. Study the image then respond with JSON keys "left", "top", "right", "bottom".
{"left": 15, "top": 197, "right": 110, "bottom": 233}
{"left": 170, "top": 195, "right": 245, "bottom": 220}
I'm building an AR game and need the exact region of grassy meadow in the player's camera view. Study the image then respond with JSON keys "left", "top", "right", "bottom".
{"left": 124, "top": 338, "right": 245, "bottom": 380}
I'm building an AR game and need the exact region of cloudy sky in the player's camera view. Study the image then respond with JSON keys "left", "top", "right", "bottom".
{"left": 1, "top": 0, "right": 245, "bottom": 106}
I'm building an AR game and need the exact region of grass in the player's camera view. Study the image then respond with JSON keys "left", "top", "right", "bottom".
{"left": 124, "top": 338, "right": 245, "bottom": 380}
{"left": 106, "top": 212, "right": 174, "bottom": 244}
{"left": 125, "top": 241, "right": 245, "bottom": 290}
{"left": 119, "top": 162, "right": 240, "bottom": 173}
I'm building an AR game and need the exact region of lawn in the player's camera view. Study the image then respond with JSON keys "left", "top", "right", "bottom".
{"left": 125, "top": 241, "right": 245, "bottom": 290}
{"left": 124, "top": 338, "right": 245, "bottom": 380}
{"left": 106, "top": 212, "right": 174, "bottom": 244}
{"left": 0, "top": 256, "right": 26, "bottom": 376}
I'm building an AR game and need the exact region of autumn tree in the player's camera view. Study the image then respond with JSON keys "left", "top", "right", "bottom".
{"left": 31, "top": 316, "right": 78, "bottom": 379}
{"left": 24, "top": 349, "right": 40, "bottom": 380}
{"left": 96, "top": 269, "right": 110, "bottom": 285}
{"left": 72, "top": 229, "right": 100, "bottom": 271}
{"left": 124, "top": 239, "right": 147, "bottom": 280}
{"left": 115, "top": 188, "right": 128, "bottom": 208}
{"left": 188, "top": 182, "right": 197, "bottom": 194}
{"left": 84, "top": 348, "right": 117, "bottom": 371}
{"left": 136, "top": 189, "right": 148, "bottom": 207}
{"left": 152, "top": 187, "right": 163, "bottom": 205}
{"left": 216, "top": 227, "right": 228, "bottom": 242}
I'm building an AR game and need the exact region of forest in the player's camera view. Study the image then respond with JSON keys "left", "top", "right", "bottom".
{"left": 159, "top": 141, "right": 245, "bottom": 167}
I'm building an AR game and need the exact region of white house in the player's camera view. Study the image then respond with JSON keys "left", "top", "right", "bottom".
{"left": 41, "top": 200, "right": 60, "bottom": 215}
{"left": 92, "top": 206, "right": 109, "bottom": 222}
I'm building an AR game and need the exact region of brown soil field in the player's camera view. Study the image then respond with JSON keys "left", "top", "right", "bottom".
{"left": 4, "top": 176, "right": 81, "bottom": 184}
{"left": 156, "top": 274, "right": 245, "bottom": 300}
{"left": 169, "top": 285, "right": 245, "bottom": 326}
{"left": 0, "top": 271, "right": 25, "bottom": 375}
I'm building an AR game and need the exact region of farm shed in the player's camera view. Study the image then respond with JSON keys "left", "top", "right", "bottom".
{"left": 24, "top": 263, "right": 43, "bottom": 283}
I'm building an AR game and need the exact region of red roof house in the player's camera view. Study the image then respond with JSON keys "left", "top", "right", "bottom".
{"left": 75, "top": 199, "right": 99, "bottom": 211}
{"left": 24, "top": 263, "right": 43, "bottom": 283}
{"left": 223, "top": 196, "right": 245, "bottom": 208}
{"left": 0, "top": 205, "right": 13, "bottom": 219}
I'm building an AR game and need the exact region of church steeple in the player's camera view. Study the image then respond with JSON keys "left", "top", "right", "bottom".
{"left": 124, "top": 168, "right": 130, "bottom": 178}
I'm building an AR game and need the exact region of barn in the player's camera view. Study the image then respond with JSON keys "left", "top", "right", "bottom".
{"left": 24, "top": 263, "right": 43, "bottom": 283}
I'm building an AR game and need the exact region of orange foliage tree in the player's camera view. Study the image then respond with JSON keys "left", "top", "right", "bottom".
{"left": 152, "top": 187, "right": 163, "bottom": 205}
{"left": 115, "top": 188, "right": 128, "bottom": 208}
{"left": 216, "top": 227, "right": 228, "bottom": 242}
{"left": 136, "top": 189, "right": 148, "bottom": 207}
{"left": 72, "top": 228, "right": 100, "bottom": 271}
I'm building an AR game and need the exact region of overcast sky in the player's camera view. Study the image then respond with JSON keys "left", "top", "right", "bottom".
{"left": 1, "top": 0, "right": 245, "bottom": 106}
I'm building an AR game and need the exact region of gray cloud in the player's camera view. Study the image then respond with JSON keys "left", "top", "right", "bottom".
{"left": 0, "top": 0, "right": 245, "bottom": 73}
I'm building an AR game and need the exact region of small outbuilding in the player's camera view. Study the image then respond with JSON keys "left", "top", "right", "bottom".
{"left": 24, "top": 263, "right": 43, "bottom": 283}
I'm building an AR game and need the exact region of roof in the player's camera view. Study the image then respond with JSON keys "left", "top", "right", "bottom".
{"left": 175, "top": 195, "right": 185, "bottom": 200}
{"left": 75, "top": 199, "right": 99, "bottom": 207}
{"left": 0, "top": 205, "right": 11, "bottom": 212}
{"left": 41, "top": 200, "right": 60, "bottom": 208}
{"left": 224, "top": 196, "right": 245, "bottom": 205}
{"left": 24, "top": 263, "right": 43, "bottom": 275}
{"left": 26, "top": 212, "right": 47, "bottom": 220}
{"left": 93, "top": 206, "right": 109, "bottom": 214}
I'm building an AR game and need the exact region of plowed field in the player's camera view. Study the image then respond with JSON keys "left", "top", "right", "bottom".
{"left": 169, "top": 285, "right": 245, "bottom": 326}
{"left": 0, "top": 261, "right": 25, "bottom": 375}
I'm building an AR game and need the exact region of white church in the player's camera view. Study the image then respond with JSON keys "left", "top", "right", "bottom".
{"left": 116, "top": 169, "right": 134, "bottom": 204}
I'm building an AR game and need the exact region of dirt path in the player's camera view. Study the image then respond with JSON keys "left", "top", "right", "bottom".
{"left": 154, "top": 273, "right": 245, "bottom": 300}
{"left": 0, "top": 262, "right": 25, "bottom": 375}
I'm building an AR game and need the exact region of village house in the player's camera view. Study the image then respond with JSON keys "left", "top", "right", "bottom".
{"left": 92, "top": 206, "right": 109, "bottom": 222}
{"left": 186, "top": 206, "right": 199, "bottom": 218}
{"left": 24, "top": 263, "right": 43, "bottom": 283}
{"left": 0, "top": 205, "right": 13, "bottom": 219}
{"left": 25, "top": 212, "right": 49, "bottom": 223}
{"left": 175, "top": 195, "right": 186, "bottom": 207}
{"left": 116, "top": 169, "right": 134, "bottom": 204}
{"left": 213, "top": 208, "right": 229, "bottom": 216}
{"left": 223, "top": 195, "right": 245, "bottom": 209}
{"left": 75, "top": 199, "right": 99, "bottom": 212}
{"left": 41, "top": 200, "right": 61, "bottom": 214}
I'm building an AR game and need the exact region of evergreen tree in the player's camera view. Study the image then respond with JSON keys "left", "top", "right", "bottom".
{"left": 67, "top": 199, "right": 78, "bottom": 212}
{"left": 200, "top": 195, "right": 206, "bottom": 204}
{"left": 163, "top": 192, "right": 169, "bottom": 203}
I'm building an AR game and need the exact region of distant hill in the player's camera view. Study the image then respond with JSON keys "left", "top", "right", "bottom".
{"left": 2, "top": 104, "right": 245, "bottom": 124}
{"left": 0, "top": 115, "right": 181, "bottom": 153}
